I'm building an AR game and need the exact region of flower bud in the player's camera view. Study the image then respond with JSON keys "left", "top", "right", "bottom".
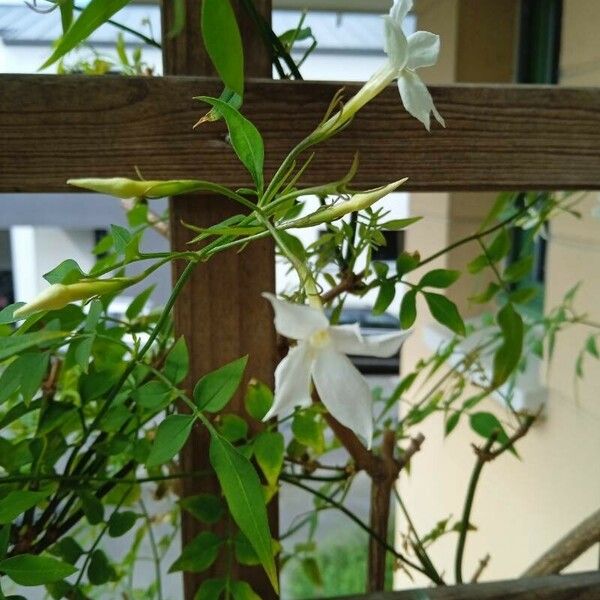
{"left": 284, "top": 178, "right": 407, "bottom": 229}
{"left": 14, "top": 278, "right": 133, "bottom": 318}
{"left": 68, "top": 178, "right": 210, "bottom": 199}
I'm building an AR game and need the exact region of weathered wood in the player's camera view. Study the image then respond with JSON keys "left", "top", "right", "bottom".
{"left": 2, "top": 75, "right": 600, "bottom": 192}
{"left": 330, "top": 571, "right": 600, "bottom": 599}
{"left": 161, "top": 1, "right": 277, "bottom": 599}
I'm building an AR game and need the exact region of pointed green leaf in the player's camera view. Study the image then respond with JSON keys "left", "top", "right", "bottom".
{"left": 147, "top": 414, "right": 195, "bottom": 468}
{"left": 196, "top": 97, "right": 264, "bottom": 190}
{"left": 424, "top": 292, "right": 466, "bottom": 336}
{"left": 492, "top": 303, "right": 523, "bottom": 387}
{"left": 419, "top": 269, "right": 460, "bottom": 289}
{"left": 194, "top": 355, "right": 248, "bottom": 412}
{"left": 41, "top": 0, "right": 131, "bottom": 69}
{"left": 201, "top": 0, "right": 244, "bottom": 96}
{"left": 0, "top": 490, "right": 49, "bottom": 524}
{"left": 0, "top": 554, "right": 76, "bottom": 586}
{"left": 399, "top": 289, "right": 417, "bottom": 329}
{"left": 169, "top": 531, "right": 223, "bottom": 573}
{"left": 209, "top": 433, "right": 278, "bottom": 592}
{"left": 254, "top": 431, "right": 284, "bottom": 486}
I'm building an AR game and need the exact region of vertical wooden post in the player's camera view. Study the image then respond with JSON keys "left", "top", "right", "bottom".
{"left": 161, "top": 2, "right": 277, "bottom": 598}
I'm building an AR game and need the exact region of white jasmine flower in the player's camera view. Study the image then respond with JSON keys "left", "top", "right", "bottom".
{"left": 262, "top": 293, "right": 410, "bottom": 447}
{"left": 315, "top": 0, "right": 443, "bottom": 137}
{"left": 384, "top": 0, "right": 445, "bottom": 130}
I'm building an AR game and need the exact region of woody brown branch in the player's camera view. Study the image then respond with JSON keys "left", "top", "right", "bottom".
{"left": 322, "top": 409, "right": 425, "bottom": 592}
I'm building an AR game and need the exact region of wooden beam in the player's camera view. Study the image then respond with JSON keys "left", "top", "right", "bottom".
{"left": 161, "top": 1, "right": 277, "bottom": 599}
{"left": 330, "top": 571, "right": 600, "bottom": 600}
{"left": 2, "top": 75, "right": 599, "bottom": 192}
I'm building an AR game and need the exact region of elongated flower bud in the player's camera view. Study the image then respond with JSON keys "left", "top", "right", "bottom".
{"left": 14, "top": 278, "right": 133, "bottom": 318}
{"left": 68, "top": 178, "right": 215, "bottom": 199}
{"left": 284, "top": 179, "right": 407, "bottom": 229}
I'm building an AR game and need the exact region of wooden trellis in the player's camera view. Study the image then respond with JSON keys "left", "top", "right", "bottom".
{"left": 1, "top": 0, "right": 600, "bottom": 597}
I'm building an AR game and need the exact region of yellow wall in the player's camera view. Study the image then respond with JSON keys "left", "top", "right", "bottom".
{"left": 395, "top": 0, "right": 600, "bottom": 588}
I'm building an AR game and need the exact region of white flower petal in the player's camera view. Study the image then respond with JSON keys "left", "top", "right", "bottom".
{"left": 312, "top": 347, "right": 374, "bottom": 448}
{"left": 330, "top": 324, "right": 411, "bottom": 358}
{"left": 397, "top": 70, "right": 445, "bottom": 131}
{"left": 264, "top": 341, "right": 313, "bottom": 421}
{"left": 407, "top": 31, "right": 440, "bottom": 70}
{"left": 262, "top": 292, "right": 328, "bottom": 341}
{"left": 390, "top": 0, "right": 413, "bottom": 24}
{"left": 383, "top": 16, "right": 408, "bottom": 70}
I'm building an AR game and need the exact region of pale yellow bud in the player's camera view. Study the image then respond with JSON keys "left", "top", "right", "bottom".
{"left": 14, "top": 278, "right": 132, "bottom": 318}
{"left": 68, "top": 178, "right": 209, "bottom": 199}
{"left": 284, "top": 178, "right": 407, "bottom": 229}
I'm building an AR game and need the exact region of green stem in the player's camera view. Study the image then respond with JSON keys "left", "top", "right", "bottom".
{"left": 0, "top": 470, "right": 211, "bottom": 486}
{"left": 139, "top": 498, "right": 163, "bottom": 600}
{"left": 455, "top": 433, "right": 498, "bottom": 584}
{"left": 393, "top": 487, "right": 444, "bottom": 584}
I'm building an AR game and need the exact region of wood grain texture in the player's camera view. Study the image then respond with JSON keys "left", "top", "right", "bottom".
{"left": 1, "top": 76, "right": 599, "bottom": 192}
{"left": 161, "top": 2, "right": 278, "bottom": 599}
{"left": 330, "top": 571, "right": 600, "bottom": 600}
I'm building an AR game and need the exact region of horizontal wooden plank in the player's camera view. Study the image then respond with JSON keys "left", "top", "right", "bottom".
{"left": 330, "top": 571, "right": 600, "bottom": 599}
{"left": 1, "top": 75, "right": 599, "bottom": 192}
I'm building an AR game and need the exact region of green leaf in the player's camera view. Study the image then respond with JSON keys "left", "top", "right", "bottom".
{"left": 74, "top": 336, "right": 94, "bottom": 373}
{"left": 133, "top": 380, "right": 172, "bottom": 410}
{"left": 0, "top": 331, "right": 67, "bottom": 362}
{"left": 201, "top": 0, "right": 244, "bottom": 96}
{"left": 487, "top": 228, "right": 511, "bottom": 262}
{"left": 0, "top": 554, "right": 76, "bottom": 586}
{"left": 37, "top": 402, "right": 77, "bottom": 435}
{"left": 168, "top": 0, "right": 186, "bottom": 38}
{"left": 110, "top": 224, "right": 132, "bottom": 255}
{"left": 41, "top": 0, "right": 131, "bottom": 69}
{"left": 396, "top": 252, "right": 420, "bottom": 278}
{"left": 169, "top": 531, "right": 223, "bottom": 573}
{"left": 234, "top": 532, "right": 260, "bottom": 565}
{"left": 164, "top": 337, "right": 189, "bottom": 384}
{"left": 399, "top": 290, "right": 417, "bottom": 329}
{"left": 194, "top": 579, "right": 226, "bottom": 600}
{"left": 87, "top": 549, "right": 115, "bottom": 585}
{"left": 196, "top": 97, "right": 264, "bottom": 190}
{"left": 419, "top": 269, "right": 460, "bottom": 289}
{"left": 586, "top": 335, "right": 599, "bottom": 358}
{"left": 209, "top": 433, "right": 278, "bottom": 592}
{"left": 217, "top": 414, "right": 248, "bottom": 442}
{"left": 179, "top": 494, "right": 225, "bottom": 525}
{"left": 108, "top": 511, "right": 138, "bottom": 538}
{"left": 52, "top": 537, "right": 83, "bottom": 565}
{"left": 469, "top": 412, "right": 511, "bottom": 446}
{"left": 0, "top": 303, "right": 25, "bottom": 324}
{"left": 445, "top": 412, "right": 461, "bottom": 436}
{"left": 146, "top": 414, "right": 195, "bottom": 468}
{"left": 59, "top": 0, "right": 74, "bottom": 32}
{"left": 126, "top": 285, "right": 155, "bottom": 320}
{"left": 79, "top": 491, "right": 104, "bottom": 525}
{"left": 231, "top": 580, "right": 261, "bottom": 600}
{"left": 244, "top": 380, "right": 274, "bottom": 420}
{"left": 292, "top": 412, "right": 324, "bottom": 453}
{"left": 0, "top": 490, "right": 49, "bottom": 524}
{"left": 469, "top": 282, "right": 500, "bottom": 304}
{"left": 504, "top": 256, "right": 533, "bottom": 283}
{"left": 424, "top": 292, "right": 466, "bottom": 336}
{"left": 43, "top": 259, "right": 84, "bottom": 285}
{"left": 194, "top": 356, "right": 248, "bottom": 412}
{"left": 492, "top": 303, "right": 523, "bottom": 388}
{"left": 509, "top": 286, "right": 538, "bottom": 305}
{"left": 254, "top": 431, "right": 284, "bottom": 486}
{"left": 380, "top": 217, "right": 422, "bottom": 230}
{"left": 373, "top": 281, "right": 395, "bottom": 315}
